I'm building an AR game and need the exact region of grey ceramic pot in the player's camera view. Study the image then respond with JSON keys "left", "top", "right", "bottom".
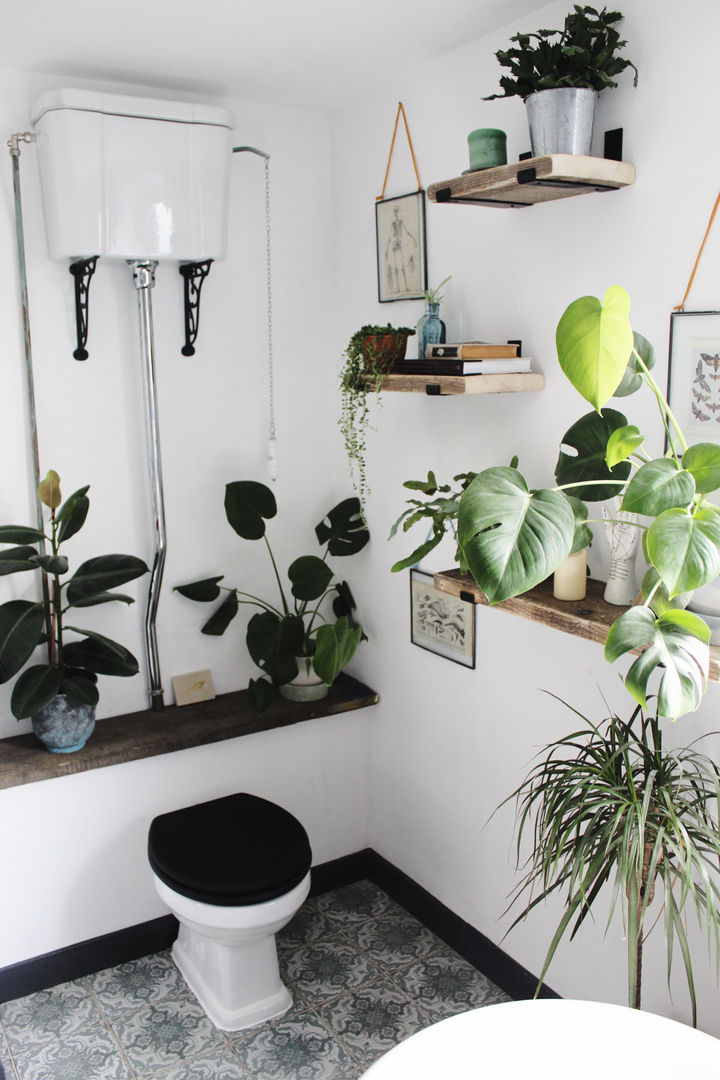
{"left": 31, "top": 694, "right": 96, "bottom": 753}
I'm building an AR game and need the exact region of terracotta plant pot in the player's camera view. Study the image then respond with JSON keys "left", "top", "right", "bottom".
{"left": 360, "top": 331, "right": 412, "bottom": 373}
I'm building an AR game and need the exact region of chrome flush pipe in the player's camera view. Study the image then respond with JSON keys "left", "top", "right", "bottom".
{"left": 129, "top": 260, "right": 167, "bottom": 711}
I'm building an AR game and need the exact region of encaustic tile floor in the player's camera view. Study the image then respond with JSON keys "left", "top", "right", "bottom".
{"left": 0, "top": 881, "right": 510, "bottom": 1080}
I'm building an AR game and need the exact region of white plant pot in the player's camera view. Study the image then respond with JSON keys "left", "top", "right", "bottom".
{"left": 279, "top": 656, "right": 329, "bottom": 702}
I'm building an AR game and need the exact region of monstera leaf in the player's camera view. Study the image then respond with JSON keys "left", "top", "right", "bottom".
{"left": 556, "top": 286, "right": 634, "bottom": 410}
{"left": 288, "top": 556, "right": 333, "bottom": 601}
{"left": 621, "top": 459, "right": 695, "bottom": 517}
{"left": 315, "top": 497, "right": 369, "bottom": 556}
{"left": 605, "top": 606, "right": 709, "bottom": 719}
{"left": 613, "top": 332, "right": 655, "bottom": 398}
{"left": 313, "top": 617, "right": 362, "bottom": 685}
{"left": 224, "top": 481, "right": 277, "bottom": 540}
{"left": 555, "top": 409, "right": 631, "bottom": 502}
{"left": 458, "top": 467, "right": 575, "bottom": 605}
{"left": 683, "top": 443, "right": 720, "bottom": 495}
{"left": 246, "top": 611, "right": 304, "bottom": 685}
{"left": 646, "top": 507, "right": 720, "bottom": 597}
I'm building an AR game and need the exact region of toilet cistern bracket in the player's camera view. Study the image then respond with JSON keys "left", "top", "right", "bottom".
{"left": 69, "top": 256, "right": 98, "bottom": 360}
{"left": 179, "top": 260, "right": 213, "bottom": 356}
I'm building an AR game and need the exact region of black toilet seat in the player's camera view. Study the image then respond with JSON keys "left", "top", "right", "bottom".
{"left": 148, "top": 792, "right": 312, "bottom": 906}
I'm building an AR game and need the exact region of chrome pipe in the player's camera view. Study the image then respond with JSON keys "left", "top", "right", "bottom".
{"left": 129, "top": 260, "right": 166, "bottom": 711}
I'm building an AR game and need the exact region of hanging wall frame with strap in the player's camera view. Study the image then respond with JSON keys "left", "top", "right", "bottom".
{"left": 375, "top": 103, "right": 427, "bottom": 302}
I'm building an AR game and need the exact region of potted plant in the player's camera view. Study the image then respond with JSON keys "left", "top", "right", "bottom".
{"left": 0, "top": 470, "right": 149, "bottom": 752}
{"left": 485, "top": 5, "right": 638, "bottom": 156}
{"left": 176, "top": 481, "right": 369, "bottom": 710}
{"left": 340, "top": 324, "right": 415, "bottom": 505}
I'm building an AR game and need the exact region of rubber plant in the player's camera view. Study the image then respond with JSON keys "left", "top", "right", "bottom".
{"left": 176, "top": 482, "right": 369, "bottom": 710}
{"left": 0, "top": 470, "right": 149, "bottom": 719}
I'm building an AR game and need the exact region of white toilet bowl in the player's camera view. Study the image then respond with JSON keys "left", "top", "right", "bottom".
{"left": 148, "top": 792, "right": 312, "bottom": 1031}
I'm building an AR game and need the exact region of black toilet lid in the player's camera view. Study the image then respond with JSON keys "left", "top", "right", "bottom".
{"left": 148, "top": 792, "right": 312, "bottom": 906}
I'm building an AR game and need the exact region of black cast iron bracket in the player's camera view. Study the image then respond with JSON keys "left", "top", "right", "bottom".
{"left": 69, "top": 256, "right": 98, "bottom": 361}
{"left": 179, "top": 260, "right": 213, "bottom": 356}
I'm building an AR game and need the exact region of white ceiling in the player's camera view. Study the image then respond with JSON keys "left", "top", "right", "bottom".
{"left": 1, "top": 0, "right": 549, "bottom": 110}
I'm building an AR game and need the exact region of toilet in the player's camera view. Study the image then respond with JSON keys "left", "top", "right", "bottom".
{"left": 148, "top": 792, "right": 312, "bottom": 1031}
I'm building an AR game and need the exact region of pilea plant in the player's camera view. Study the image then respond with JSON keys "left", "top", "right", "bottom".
{"left": 176, "top": 482, "right": 369, "bottom": 710}
{"left": 392, "top": 284, "right": 720, "bottom": 721}
{"left": 339, "top": 324, "right": 414, "bottom": 506}
{"left": 0, "top": 470, "right": 148, "bottom": 719}
{"left": 485, "top": 5, "right": 638, "bottom": 100}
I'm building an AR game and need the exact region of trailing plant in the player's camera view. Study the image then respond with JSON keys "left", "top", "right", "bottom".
{"left": 339, "top": 324, "right": 414, "bottom": 506}
{"left": 176, "top": 482, "right": 369, "bottom": 710}
{"left": 392, "top": 284, "right": 720, "bottom": 721}
{"left": 502, "top": 698, "right": 720, "bottom": 1024}
{"left": 423, "top": 276, "right": 451, "bottom": 306}
{"left": 0, "top": 470, "right": 149, "bottom": 719}
{"left": 485, "top": 5, "right": 638, "bottom": 101}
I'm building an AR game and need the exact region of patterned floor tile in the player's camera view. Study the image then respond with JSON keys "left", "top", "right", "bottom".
{"left": 283, "top": 939, "right": 381, "bottom": 1005}
{"left": 155, "top": 1043, "right": 252, "bottom": 1079}
{"left": 388, "top": 949, "right": 510, "bottom": 1022}
{"left": 109, "top": 997, "right": 224, "bottom": 1078}
{"left": 316, "top": 979, "right": 429, "bottom": 1068}
{"left": 0, "top": 980, "right": 103, "bottom": 1057}
{"left": 313, "top": 882, "right": 394, "bottom": 925}
{"left": 12, "top": 1027, "right": 131, "bottom": 1080}
{"left": 278, "top": 900, "right": 338, "bottom": 951}
{"left": 233, "top": 1013, "right": 353, "bottom": 1080}
{"left": 88, "top": 951, "right": 193, "bottom": 1017}
{"left": 343, "top": 907, "right": 443, "bottom": 971}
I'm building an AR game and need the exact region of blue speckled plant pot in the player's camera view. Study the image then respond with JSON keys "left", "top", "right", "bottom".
{"left": 31, "top": 694, "right": 96, "bottom": 753}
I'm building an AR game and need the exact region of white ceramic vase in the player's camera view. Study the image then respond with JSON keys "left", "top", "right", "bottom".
{"left": 602, "top": 498, "right": 640, "bottom": 606}
{"left": 279, "top": 656, "right": 329, "bottom": 703}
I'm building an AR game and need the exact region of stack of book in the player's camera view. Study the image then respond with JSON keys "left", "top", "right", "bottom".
{"left": 398, "top": 341, "right": 531, "bottom": 375}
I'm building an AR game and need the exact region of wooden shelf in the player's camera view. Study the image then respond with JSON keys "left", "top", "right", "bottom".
{"left": 377, "top": 372, "right": 544, "bottom": 395}
{"left": 0, "top": 672, "right": 379, "bottom": 791}
{"left": 434, "top": 570, "right": 720, "bottom": 683}
{"left": 428, "top": 154, "right": 635, "bottom": 208}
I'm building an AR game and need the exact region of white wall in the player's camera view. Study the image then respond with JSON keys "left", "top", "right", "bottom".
{"left": 0, "top": 69, "right": 371, "bottom": 964}
{"left": 330, "top": 0, "right": 720, "bottom": 1035}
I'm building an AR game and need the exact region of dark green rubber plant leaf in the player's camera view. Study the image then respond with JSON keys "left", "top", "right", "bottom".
{"left": 606, "top": 425, "right": 644, "bottom": 468}
{"left": 605, "top": 606, "right": 710, "bottom": 719}
{"left": 683, "top": 443, "right": 720, "bottom": 495}
{"left": 457, "top": 467, "right": 575, "bottom": 605}
{"left": 56, "top": 485, "right": 90, "bottom": 543}
{"left": 555, "top": 409, "right": 631, "bottom": 502}
{"left": 66, "top": 554, "right": 148, "bottom": 604}
{"left": 0, "top": 600, "right": 46, "bottom": 682}
{"left": 246, "top": 611, "right": 304, "bottom": 685}
{"left": 60, "top": 673, "right": 100, "bottom": 707}
{"left": 0, "top": 526, "right": 45, "bottom": 544}
{"left": 0, "top": 545, "right": 39, "bottom": 576}
{"left": 201, "top": 591, "right": 238, "bottom": 635}
{"left": 70, "top": 592, "right": 134, "bottom": 608}
{"left": 315, "top": 497, "right": 369, "bottom": 556}
{"left": 62, "top": 630, "right": 139, "bottom": 677}
{"left": 313, "top": 617, "right": 362, "bottom": 685}
{"left": 556, "top": 286, "right": 634, "bottom": 410}
{"left": 175, "top": 576, "right": 225, "bottom": 602}
{"left": 224, "top": 481, "right": 276, "bottom": 540}
{"left": 288, "top": 556, "right": 333, "bottom": 601}
{"left": 565, "top": 495, "right": 593, "bottom": 554}
{"left": 613, "top": 331, "right": 655, "bottom": 397}
{"left": 621, "top": 460, "right": 695, "bottom": 516}
{"left": 646, "top": 507, "right": 720, "bottom": 597}
{"left": 10, "top": 663, "right": 62, "bottom": 719}
{"left": 248, "top": 676, "right": 273, "bottom": 712}
{"left": 30, "top": 554, "right": 69, "bottom": 575}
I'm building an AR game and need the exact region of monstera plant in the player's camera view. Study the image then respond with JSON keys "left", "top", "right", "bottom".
{"left": 392, "top": 285, "right": 720, "bottom": 721}
{"left": 176, "top": 482, "right": 369, "bottom": 710}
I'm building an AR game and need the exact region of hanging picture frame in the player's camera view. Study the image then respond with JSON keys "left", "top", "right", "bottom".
{"left": 667, "top": 310, "right": 720, "bottom": 444}
{"left": 376, "top": 191, "right": 427, "bottom": 303}
{"left": 409, "top": 568, "right": 475, "bottom": 668}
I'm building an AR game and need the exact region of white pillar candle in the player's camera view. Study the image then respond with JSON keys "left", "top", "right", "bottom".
{"left": 553, "top": 550, "right": 587, "bottom": 601}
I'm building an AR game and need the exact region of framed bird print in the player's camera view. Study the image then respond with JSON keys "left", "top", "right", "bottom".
{"left": 667, "top": 311, "right": 720, "bottom": 444}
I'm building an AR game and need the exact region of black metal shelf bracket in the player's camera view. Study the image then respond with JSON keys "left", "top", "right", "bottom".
{"left": 434, "top": 187, "right": 529, "bottom": 208}
{"left": 179, "top": 260, "right": 213, "bottom": 356}
{"left": 69, "top": 256, "right": 98, "bottom": 361}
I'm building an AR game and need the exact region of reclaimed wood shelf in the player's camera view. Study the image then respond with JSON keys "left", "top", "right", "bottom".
{"left": 428, "top": 154, "right": 635, "bottom": 208}
{"left": 0, "top": 672, "right": 379, "bottom": 791}
{"left": 376, "top": 372, "right": 545, "bottom": 396}
{"left": 434, "top": 570, "right": 720, "bottom": 683}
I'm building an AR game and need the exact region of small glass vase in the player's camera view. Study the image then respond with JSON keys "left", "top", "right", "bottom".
{"left": 416, "top": 303, "right": 446, "bottom": 360}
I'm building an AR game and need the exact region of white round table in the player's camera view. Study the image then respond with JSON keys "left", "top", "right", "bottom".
{"left": 360, "top": 999, "right": 720, "bottom": 1079}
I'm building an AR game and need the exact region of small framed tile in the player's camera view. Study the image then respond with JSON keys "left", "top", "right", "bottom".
{"left": 110, "top": 998, "right": 224, "bottom": 1078}
{"left": 316, "top": 980, "right": 429, "bottom": 1068}
{"left": 283, "top": 940, "right": 380, "bottom": 1006}
{"left": 13, "top": 1027, "right": 131, "bottom": 1080}
{"left": 0, "top": 981, "right": 102, "bottom": 1058}
{"left": 88, "top": 952, "right": 192, "bottom": 1017}
{"left": 233, "top": 1013, "right": 352, "bottom": 1080}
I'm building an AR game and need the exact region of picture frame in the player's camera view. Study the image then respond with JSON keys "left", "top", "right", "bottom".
{"left": 409, "top": 568, "right": 475, "bottom": 669}
{"left": 667, "top": 310, "right": 720, "bottom": 444}
{"left": 376, "top": 191, "right": 427, "bottom": 303}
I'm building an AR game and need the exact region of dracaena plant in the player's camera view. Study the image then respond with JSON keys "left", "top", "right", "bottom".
{"left": 0, "top": 470, "right": 149, "bottom": 720}
{"left": 176, "top": 482, "right": 369, "bottom": 711}
{"left": 392, "top": 285, "right": 720, "bottom": 720}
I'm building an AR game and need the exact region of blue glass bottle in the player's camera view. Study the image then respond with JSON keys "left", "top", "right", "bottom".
{"left": 416, "top": 303, "right": 446, "bottom": 360}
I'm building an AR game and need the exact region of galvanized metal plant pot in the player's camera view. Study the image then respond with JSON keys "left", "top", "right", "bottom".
{"left": 525, "top": 88, "right": 598, "bottom": 157}
{"left": 31, "top": 694, "right": 96, "bottom": 754}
